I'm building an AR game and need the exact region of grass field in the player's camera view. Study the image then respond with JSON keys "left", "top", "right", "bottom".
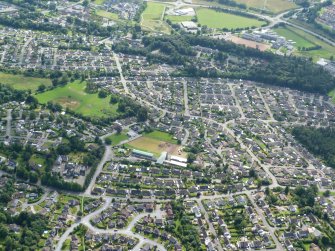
{"left": 141, "top": 2, "right": 171, "bottom": 34}
{"left": 196, "top": 8, "right": 265, "bottom": 29}
{"left": 35, "top": 80, "right": 118, "bottom": 118}
{"left": 0, "top": 72, "right": 52, "bottom": 91}
{"left": 144, "top": 130, "right": 178, "bottom": 144}
{"left": 106, "top": 133, "right": 129, "bottom": 146}
{"left": 93, "top": 0, "right": 105, "bottom": 5}
{"left": 165, "top": 15, "right": 193, "bottom": 23}
{"left": 126, "top": 130, "right": 184, "bottom": 157}
{"left": 234, "top": 0, "right": 297, "bottom": 13}
{"left": 275, "top": 26, "right": 335, "bottom": 61}
{"left": 96, "top": 10, "right": 119, "bottom": 20}
{"left": 274, "top": 27, "right": 316, "bottom": 48}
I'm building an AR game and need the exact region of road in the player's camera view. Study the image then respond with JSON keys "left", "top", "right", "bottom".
{"left": 183, "top": 81, "right": 190, "bottom": 116}
{"left": 55, "top": 197, "right": 112, "bottom": 251}
{"left": 84, "top": 145, "right": 113, "bottom": 195}
{"left": 5, "top": 109, "right": 12, "bottom": 139}
{"left": 113, "top": 52, "right": 131, "bottom": 95}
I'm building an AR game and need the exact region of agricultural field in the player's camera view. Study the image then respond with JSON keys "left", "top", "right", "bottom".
{"left": 126, "top": 130, "right": 184, "bottom": 157}
{"left": 0, "top": 72, "right": 52, "bottom": 91}
{"left": 141, "top": 2, "right": 171, "bottom": 34}
{"left": 275, "top": 26, "right": 335, "bottom": 61}
{"left": 196, "top": 8, "right": 266, "bottom": 29}
{"left": 274, "top": 27, "right": 316, "bottom": 49}
{"left": 35, "top": 80, "right": 119, "bottom": 118}
{"left": 234, "top": 0, "right": 297, "bottom": 13}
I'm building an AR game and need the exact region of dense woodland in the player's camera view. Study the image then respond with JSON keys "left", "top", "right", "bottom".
{"left": 115, "top": 35, "right": 335, "bottom": 94}
{"left": 292, "top": 126, "right": 335, "bottom": 168}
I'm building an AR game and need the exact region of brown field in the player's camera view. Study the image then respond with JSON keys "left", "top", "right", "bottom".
{"left": 228, "top": 35, "right": 271, "bottom": 51}
{"left": 126, "top": 136, "right": 186, "bottom": 157}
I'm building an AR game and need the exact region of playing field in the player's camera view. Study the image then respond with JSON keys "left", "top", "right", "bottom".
{"left": 35, "top": 80, "right": 118, "bottom": 118}
{"left": 274, "top": 27, "right": 316, "bottom": 49}
{"left": 126, "top": 130, "right": 184, "bottom": 157}
{"left": 0, "top": 72, "right": 52, "bottom": 91}
{"left": 196, "top": 8, "right": 266, "bottom": 29}
{"left": 96, "top": 10, "right": 119, "bottom": 20}
{"left": 165, "top": 15, "right": 193, "bottom": 23}
{"left": 228, "top": 35, "right": 271, "bottom": 51}
{"left": 234, "top": 0, "right": 297, "bottom": 13}
{"left": 275, "top": 26, "right": 335, "bottom": 61}
{"left": 141, "top": 2, "right": 171, "bottom": 34}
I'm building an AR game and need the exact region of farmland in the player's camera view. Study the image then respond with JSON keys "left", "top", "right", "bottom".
{"left": 35, "top": 80, "right": 119, "bottom": 118}
{"left": 141, "top": 2, "right": 171, "bottom": 34}
{"left": 165, "top": 15, "right": 193, "bottom": 23}
{"left": 0, "top": 72, "right": 52, "bottom": 91}
{"left": 196, "top": 8, "right": 266, "bottom": 29}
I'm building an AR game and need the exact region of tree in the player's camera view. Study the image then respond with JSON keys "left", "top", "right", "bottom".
{"left": 0, "top": 224, "right": 8, "bottom": 239}
{"left": 37, "top": 84, "right": 46, "bottom": 92}
{"left": 98, "top": 90, "right": 108, "bottom": 98}
{"left": 105, "top": 138, "right": 112, "bottom": 145}
{"left": 323, "top": 190, "right": 330, "bottom": 197}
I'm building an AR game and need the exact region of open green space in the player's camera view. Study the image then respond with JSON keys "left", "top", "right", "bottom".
{"left": 165, "top": 15, "right": 193, "bottom": 23}
{"left": 196, "top": 8, "right": 266, "bottom": 29}
{"left": 35, "top": 80, "right": 118, "bottom": 118}
{"left": 234, "top": 0, "right": 297, "bottom": 13}
{"left": 93, "top": 0, "right": 106, "bottom": 5}
{"left": 274, "top": 27, "right": 316, "bottom": 49}
{"left": 276, "top": 26, "right": 335, "bottom": 61}
{"left": 144, "top": 130, "right": 178, "bottom": 144}
{"left": 96, "top": 9, "right": 119, "bottom": 20}
{"left": 106, "top": 133, "right": 129, "bottom": 146}
{"left": 0, "top": 72, "right": 52, "bottom": 91}
{"left": 141, "top": 2, "right": 171, "bottom": 34}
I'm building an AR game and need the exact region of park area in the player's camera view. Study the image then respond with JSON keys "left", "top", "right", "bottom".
{"left": 0, "top": 72, "right": 52, "bottom": 91}
{"left": 126, "top": 130, "right": 186, "bottom": 157}
{"left": 196, "top": 8, "right": 266, "bottom": 29}
{"left": 141, "top": 2, "right": 171, "bottom": 34}
{"left": 35, "top": 80, "right": 119, "bottom": 118}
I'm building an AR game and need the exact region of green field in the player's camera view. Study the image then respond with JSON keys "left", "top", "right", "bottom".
{"left": 96, "top": 9, "right": 119, "bottom": 20}
{"left": 93, "top": 0, "right": 105, "bottom": 5}
{"left": 106, "top": 133, "right": 129, "bottom": 146}
{"left": 274, "top": 27, "right": 316, "bottom": 48}
{"left": 196, "top": 8, "right": 266, "bottom": 29}
{"left": 141, "top": 2, "right": 171, "bottom": 34}
{"left": 234, "top": 0, "right": 297, "bottom": 13}
{"left": 0, "top": 72, "right": 52, "bottom": 91}
{"left": 35, "top": 80, "right": 118, "bottom": 118}
{"left": 144, "top": 130, "right": 178, "bottom": 144}
{"left": 276, "top": 26, "right": 335, "bottom": 61}
{"left": 165, "top": 15, "right": 193, "bottom": 23}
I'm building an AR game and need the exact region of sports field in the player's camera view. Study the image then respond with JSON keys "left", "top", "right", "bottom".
{"left": 275, "top": 26, "right": 335, "bottom": 61}
{"left": 275, "top": 27, "right": 316, "bottom": 48}
{"left": 0, "top": 72, "right": 52, "bottom": 91}
{"left": 126, "top": 130, "right": 184, "bottom": 157}
{"left": 35, "top": 80, "right": 118, "bottom": 118}
{"left": 196, "top": 8, "right": 266, "bottom": 29}
{"left": 165, "top": 15, "right": 193, "bottom": 23}
{"left": 141, "top": 2, "right": 171, "bottom": 34}
{"left": 234, "top": 0, "right": 297, "bottom": 13}
{"left": 96, "top": 10, "right": 119, "bottom": 20}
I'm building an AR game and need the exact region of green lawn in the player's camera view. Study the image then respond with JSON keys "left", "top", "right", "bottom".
{"left": 93, "top": 0, "right": 105, "bottom": 5}
{"left": 234, "top": 0, "right": 297, "bottom": 13}
{"left": 165, "top": 15, "right": 193, "bottom": 23}
{"left": 141, "top": 2, "right": 171, "bottom": 34}
{"left": 274, "top": 27, "right": 316, "bottom": 48}
{"left": 144, "top": 130, "right": 178, "bottom": 144}
{"left": 106, "top": 133, "right": 129, "bottom": 146}
{"left": 277, "top": 26, "right": 335, "bottom": 61}
{"left": 96, "top": 9, "right": 119, "bottom": 20}
{"left": 196, "top": 8, "right": 265, "bottom": 29}
{"left": 35, "top": 80, "right": 119, "bottom": 118}
{"left": 0, "top": 72, "right": 52, "bottom": 91}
